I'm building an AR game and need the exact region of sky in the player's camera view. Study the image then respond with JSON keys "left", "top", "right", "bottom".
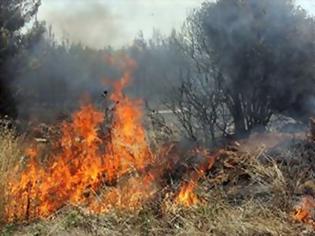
{"left": 38, "top": 0, "right": 315, "bottom": 49}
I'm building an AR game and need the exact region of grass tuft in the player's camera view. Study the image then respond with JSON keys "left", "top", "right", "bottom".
{"left": 1, "top": 128, "right": 315, "bottom": 235}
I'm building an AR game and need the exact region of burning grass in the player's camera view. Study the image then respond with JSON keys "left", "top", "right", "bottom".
{"left": 0, "top": 198, "right": 295, "bottom": 235}
{"left": 2, "top": 131, "right": 315, "bottom": 235}
{"left": 1, "top": 57, "right": 315, "bottom": 234}
{"left": 0, "top": 66, "right": 216, "bottom": 226}
{"left": 0, "top": 163, "right": 308, "bottom": 236}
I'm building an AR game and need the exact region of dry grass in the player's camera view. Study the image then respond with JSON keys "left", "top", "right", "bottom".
{"left": 1, "top": 131, "right": 315, "bottom": 235}
{"left": 0, "top": 122, "right": 24, "bottom": 226}
{"left": 0, "top": 122, "right": 23, "bottom": 172}
{"left": 0, "top": 193, "right": 303, "bottom": 236}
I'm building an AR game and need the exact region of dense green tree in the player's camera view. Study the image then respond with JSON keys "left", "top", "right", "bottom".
{"left": 0, "top": 0, "right": 41, "bottom": 118}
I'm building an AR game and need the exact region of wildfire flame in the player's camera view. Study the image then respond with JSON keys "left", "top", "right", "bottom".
{"left": 4, "top": 56, "right": 215, "bottom": 223}
{"left": 293, "top": 195, "right": 315, "bottom": 227}
{"left": 175, "top": 148, "right": 216, "bottom": 207}
{"left": 176, "top": 181, "right": 200, "bottom": 207}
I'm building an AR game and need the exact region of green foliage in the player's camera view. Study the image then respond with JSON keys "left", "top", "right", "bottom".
{"left": 1, "top": 223, "right": 17, "bottom": 236}
{"left": 62, "top": 210, "right": 85, "bottom": 230}
{"left": 0, "top": 0, "right": 42, "bottom": 118}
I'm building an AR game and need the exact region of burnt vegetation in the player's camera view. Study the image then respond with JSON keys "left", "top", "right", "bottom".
{"left": 1, "top": 0, "right": 315, "bottom": 235}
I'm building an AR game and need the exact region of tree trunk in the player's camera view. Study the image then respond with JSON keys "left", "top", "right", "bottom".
{"left": 232, "top": 95, "right": 247, "bottom": 137}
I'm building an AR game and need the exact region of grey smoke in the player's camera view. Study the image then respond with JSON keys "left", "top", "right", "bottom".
{"left": 39, "top": 1, "right": 126, "bottom": 49}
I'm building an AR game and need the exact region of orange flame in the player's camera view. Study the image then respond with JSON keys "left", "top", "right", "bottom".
{"left": 175, "top": 149, "right": 216, "bottom": 207}
{"left": 4, "top": 57, "right": 154, "bottom": 222}
{"left": 176, "top": 180, "right": 200, "bottom": 207}
{"left": 293, "top": 195, "right": 315, "bottom": 227}
{"left": 3, "top": 56, "right": 216, "bottom": 223}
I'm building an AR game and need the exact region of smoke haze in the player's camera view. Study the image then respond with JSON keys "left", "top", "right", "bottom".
{"left": 38, "top": 0, "right": 206, "bottom": 48}
{"left": 11, "top": 0, "right": 315, "bottom": 123}
{"left": 38, "top": 1, "right": 126, "bottom": 48}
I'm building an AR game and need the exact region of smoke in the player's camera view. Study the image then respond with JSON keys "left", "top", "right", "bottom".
{"left": 38, "top": 0, "right": 207, "bottom": 48}
{"left": 196, "top": 0, "right": 315, "bottom": 121}
{"left": 12, "top": 0, "right": 315, "bottom": 127}
{"left": 38, "top": 1, "right": 126, "bottom": 49}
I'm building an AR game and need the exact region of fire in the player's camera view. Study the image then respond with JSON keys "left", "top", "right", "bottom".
{"left": 176, "top": 180, "right": 200, "bottom": 207}
{"left": 4, "top": 56, "right": 153, "bottom": 222}
{"left": 3, "top": 56, "right": 215, "bottom": 223}
{"left": 175, "top": 149, "right": 216, "bottom": 207}
{"left": 293, "top": 195, "right": 315, "bottom": 227}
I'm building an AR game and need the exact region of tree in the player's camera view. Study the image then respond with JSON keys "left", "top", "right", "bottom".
{"left": 0, "top": 0, "right": 41, "bottom": 118}
{"left": 183, "top": 0, "right": 315, "bottom": 135}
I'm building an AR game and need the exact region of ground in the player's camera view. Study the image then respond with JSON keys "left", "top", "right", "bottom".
{"left": 1, "top": 125, "right": 315, "bottom": 235}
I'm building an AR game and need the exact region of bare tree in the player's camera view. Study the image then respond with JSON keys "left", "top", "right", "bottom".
{"left": 170, "top": 0, "right": 315, "bottom": 139}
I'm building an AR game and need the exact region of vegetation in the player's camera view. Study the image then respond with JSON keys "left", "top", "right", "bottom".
{"left": 1, "top": 0, "right": 315, "bottom": 235}
{"left": 0, "top": 0, "right": 43, "bottom": 118}
{"left": 8, "top": 0, "right": 315, "bottom": 140}
{"left": 168, "top": 0, "right": 315, "bottom": 142}
{"left": 0, "top": 122, "right": 24, "bottom": 225}
{"left": 1, "top": 131, "right": 315, "bottom": 235}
